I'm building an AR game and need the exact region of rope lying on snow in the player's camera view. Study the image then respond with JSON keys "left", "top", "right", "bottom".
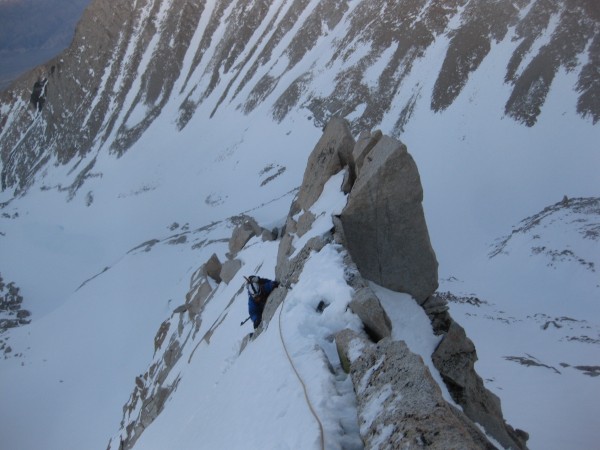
{"left": 277, "top": 298, "right": 326, "bottom": 450}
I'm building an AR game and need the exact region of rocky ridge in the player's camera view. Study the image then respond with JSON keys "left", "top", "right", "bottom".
{"left": 274, "top": 118, "right": 527, "bottom": 449}
{"left": 490, "top": 196, "right": 600, "bottom": 273}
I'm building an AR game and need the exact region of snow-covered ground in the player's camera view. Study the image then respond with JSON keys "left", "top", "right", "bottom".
{"left": 1, "top": 3, "right": 599, "bottom": 449}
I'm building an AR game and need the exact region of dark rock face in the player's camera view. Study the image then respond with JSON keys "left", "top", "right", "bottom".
{"left": 1, "top": 0, "right": 207, "bottom": 194}
{"left": 340, "top": 135, "right": 438, "bottom": 302}
{"left": 505, "top": 0, "right": 600, "bottom": 125}
{"left": 0, "top": 274, "right": 30, "bottom": 334}
{"left": 432, "top": 0, "right": 520, "bottom": 112}
{"left": 0, "top": 274, "right": 30, "bottom": 362}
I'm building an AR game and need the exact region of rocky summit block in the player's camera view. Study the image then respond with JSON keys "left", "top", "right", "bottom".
{"left": 340, "top": 135, "right": 438, "bottom": 302}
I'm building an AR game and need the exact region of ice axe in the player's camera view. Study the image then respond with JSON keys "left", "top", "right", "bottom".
{"left": 241, "top": 276, "right": 253, "bottom": 326}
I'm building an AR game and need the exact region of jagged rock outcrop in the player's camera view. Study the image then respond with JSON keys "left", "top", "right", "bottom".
{"left": 112, "top": 316, "right": 185, "bottom": 450}
{"left": 184, "top": 274, "right": 213, "bottom": 319}
{"left": 0, "top": 274, "right": 30, "bottom": 359}
{"left": 225, "top": 216, "right": 282, "bottom": 283}
{"left": 421, "top": 293, "right": 452, "bottom": 334}
{"left": 340, "top": 134, "right": 438, "bottom": 303}
{"left": 276, "top": 117, "right": 355, "bottom": 283}
{"left": 294, "top": 117, "right": 355, "bottom": 208}
{"left": 336, "top": 329, "right": 496, "bottom": 450}
{"left": 0, "top": 274, "right": 30, "bottom": 332}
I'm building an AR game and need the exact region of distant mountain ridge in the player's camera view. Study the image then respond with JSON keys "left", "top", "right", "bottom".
{"left": 490, "top": 196, "right": 600, "bottom": 271}
{"left": 0, "top": 0, "right": 598, "bottom": 196}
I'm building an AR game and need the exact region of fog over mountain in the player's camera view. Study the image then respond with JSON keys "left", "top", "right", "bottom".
{"left": 0, "top": 1, "right": 598, "bottom": 449}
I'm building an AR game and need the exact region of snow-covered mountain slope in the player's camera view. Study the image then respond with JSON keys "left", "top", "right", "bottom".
{"left": 1, "top": 0, "right": 598, "bottom": 194}
{"left": 0, "top": 0, "right": 599, "bottom": 449}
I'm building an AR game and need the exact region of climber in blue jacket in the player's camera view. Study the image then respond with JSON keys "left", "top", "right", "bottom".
{"left": 245, "top": 275, "right": 279, "bottom": 329}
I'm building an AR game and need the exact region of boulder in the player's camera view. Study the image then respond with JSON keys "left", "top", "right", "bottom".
{"left": 261, "top": 229, "right": 276, "bottom": 241}
{"left": 348, "top": 286, "right": 392, "bottom": 341}
{"left": 340, "top": 135, "right": 438, "bottom": 302}
{"left": 229, "top": 218, "right": 262, "bottom": 256}
{"left": 421, "top": 293, "right": 452, "bottom": 334}
{"left": 220, "top": 259, "right": 242, "bottom": 284}
{"left": 204, "top": 253, "right": 222, "bottom": 283}
{"left": 335, "top": 328, "right": 365, "bottom": 373}
{"left": 335, "top": 329, "right": 496, "bottom": 450}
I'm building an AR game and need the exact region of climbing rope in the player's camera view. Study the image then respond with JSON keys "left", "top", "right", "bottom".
{"left": 278, "top": 298, "right": 326, "bottom": 450}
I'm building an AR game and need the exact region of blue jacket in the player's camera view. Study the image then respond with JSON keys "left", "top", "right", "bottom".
{"left": 248, "top": 278, "right": 277, "bottom": 325}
